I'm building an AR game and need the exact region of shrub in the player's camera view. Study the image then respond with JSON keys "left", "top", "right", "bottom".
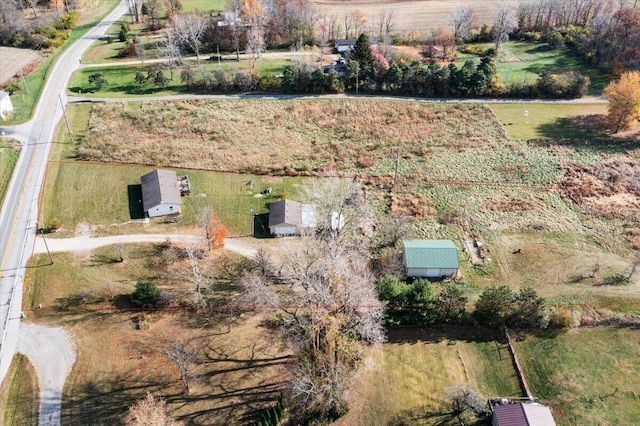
{"left": 549, "top": 307, "right": 571, "bottom": 328}
{"left": 131, "top": 281, "right": 159, "bottom": 308}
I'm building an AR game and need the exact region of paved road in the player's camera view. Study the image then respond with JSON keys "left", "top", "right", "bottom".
{"left": 0, "top": 1, "right": 129, "bottom": 424}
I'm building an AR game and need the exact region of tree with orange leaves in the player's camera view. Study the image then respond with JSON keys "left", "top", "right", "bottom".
{"left": 604, "top": 71, "right": 640, "bottom": 133}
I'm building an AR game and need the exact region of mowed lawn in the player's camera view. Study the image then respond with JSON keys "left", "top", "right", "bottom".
{"left": 336, "top": 327, "right": 522, "bottom": 425}
{"left": 490, "top": 103, "right": 608, "bottom": 140}
{"left": 41, "top": 161, "right": 307, "bottom": 236}
{"left": 0, "top": 354, "right": 39, "bottom": 426}
{"left": 68, "top": 56, "right": 291, "bottom": 96}
{"left": 514, "top": 328, "right": 640, "bottom": 426}
{"left": 0, "top": 140, "right": 20, "bottom": 204}
{"left": 457, "top": 41, "right": 609, "bottom": 95}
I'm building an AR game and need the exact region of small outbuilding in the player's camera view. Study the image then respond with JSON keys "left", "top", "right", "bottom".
{"left": 268, "top": 199, "right": 316, "bottom": 237}
{"left": 0, "top": 91, "right": 13, "bottom": 120}
{"left": 141, "top": 169, "right": 182, "bottom": 218}
{"left": 492, "top": 401, "right": 556, "bottom": 426}
{"left": 334, "top": 37, "right": 378, "bottom": 53}
{"left": 402, "top": 239, "right": 459, "bottom": 279}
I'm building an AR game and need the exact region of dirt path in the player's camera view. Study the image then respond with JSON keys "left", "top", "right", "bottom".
{"left": 17, "top": 322, "right": 76, "bottom": 426}
{"left": 33, "top": 234, "right": 258, "bottom": 258}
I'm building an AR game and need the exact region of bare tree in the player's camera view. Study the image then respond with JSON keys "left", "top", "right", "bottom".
{"left": 157, "top": 30, "right": 182, "bottom": 80}
{"left": 493, "top": 2, "right": 518, "bottom": 50}
{"left": 451, "top": 5, "right": 475, "bottom": 43}
{"left": 126, "top": 392, "right": 183, "bottom": 426}
{"left": 241, "top": 179, "right": 384, "bottom": 418}
{"left": 165, "top": 338, "right": 203, "bottom": 396}
{"left": 377, "top": 8, "right": 394, "bottom": 39}
{"left": 242, "top": 0, "right": 266, "bottom": 68}
{"left": 172, "top": 13, "right": 208, "bottom": 77}
{"left": 225, "top": 0, "right": 243, "bottom": 61}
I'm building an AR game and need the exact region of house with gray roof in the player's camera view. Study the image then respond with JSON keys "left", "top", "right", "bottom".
{"left": 268, "top": 200, "right": 316, "bottom": 237}
{"left": 141, "top": 169, "right": 182, "bottom": 218}
{"left": 492, "top": 401, "right": 556, "bottom": 426}
{"left": 402, "top": 239, "right": 460, "bottom": 279}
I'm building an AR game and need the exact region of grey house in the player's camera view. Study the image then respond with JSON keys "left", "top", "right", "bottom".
{"left": 141, "top": 169, "right": 182, "bottom": 218}
{"left": 268, "top": 200, "right": 316, "bottom": 236}
{"left": 402, "top": 239, "right": 460, "bottom": 278}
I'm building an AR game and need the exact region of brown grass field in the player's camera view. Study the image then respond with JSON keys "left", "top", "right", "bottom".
{"left": 0, "top": 47, "right": 41, "bottom": 85}
{"left": 313, "top": 0, "right": 534, "bottom": 34}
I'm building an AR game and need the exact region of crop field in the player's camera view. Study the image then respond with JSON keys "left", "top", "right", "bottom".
{"left": 514, "top": 328, "right": 640, "bottom": 425}
{"left": 313, "top": 0, "right": 534, "bottom": 34}
{"left": 336, "top": 327, "right": 522, "bottom": 425}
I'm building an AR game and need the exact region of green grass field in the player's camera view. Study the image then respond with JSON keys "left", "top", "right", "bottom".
{"left": 182, "top": 0, "right": 226, "bottom": 13}
{"left": 0, "top": 353, "right": 39, "bottom": 426}
{"left": 0, "top": 140, "right": 20, "bottom": 204}
{"left": 457, "top": 41, "right": 609, "bottom": 96}
{"left": 68, "top": 57, "right": 291, "bottom": 96}
{"left": 337, "top": 327, "right": 522, "bottom": 425}
{"left": 490, "top": 103, "right": 608, "bottom": 140}
{"left": 514, "top": 328, "right": 640, "bottom": 425}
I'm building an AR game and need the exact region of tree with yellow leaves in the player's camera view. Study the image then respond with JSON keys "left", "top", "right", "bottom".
{"left": 604, "top": 71, "right": 640, "bottom": 133}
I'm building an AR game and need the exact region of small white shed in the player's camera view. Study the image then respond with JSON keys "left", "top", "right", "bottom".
{"left": 0, "top": 91, "right": 13, "bottom": 120}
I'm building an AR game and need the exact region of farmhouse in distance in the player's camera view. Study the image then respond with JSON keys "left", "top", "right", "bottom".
{"left": 403, "top": 239, "right": 460, "bottom": 279}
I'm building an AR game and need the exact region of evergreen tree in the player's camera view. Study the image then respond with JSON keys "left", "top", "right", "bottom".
{"left": 350, "top": 33, "right": 374, "bottom": 81}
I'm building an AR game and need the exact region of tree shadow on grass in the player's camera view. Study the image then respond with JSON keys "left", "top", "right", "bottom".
{"left": 531, "top": 114, "right": 637, "bottom": 154}
{"left": 62, "top": 374, "right": 162, "bottom": 426}
{"left": 386, "top": 325, "right": 502, "bottom": 345}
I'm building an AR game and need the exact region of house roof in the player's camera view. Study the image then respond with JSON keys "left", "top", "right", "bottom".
{"left": 335, "top": 37, "right": 378, "bottom": 46}
{"left": 269, "top": 200, "right": 301, "bottom": 227}
{"left": 403, "top": 240, "right": 459, "bottom": 269}
{"left": 493, "top": 402, "right": 556, "bottom": 426}
{"left": 268, "top": 200, "right": 316, "bottom": 229}
{"left": 141, "top": 169, "right": 182, "bottom": 212}
{"left": 521, "top": 403, "right": 557, "bottom": 426}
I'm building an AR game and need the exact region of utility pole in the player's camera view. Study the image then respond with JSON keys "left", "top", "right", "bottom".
{"left": 21, "top": 74, "right": 29, "bottom": 95}
{"left": 58, "top": 95, "right": 72, "bottom": 139}
{"left": 393, "top": 140, "right": 401, "bottom": 186}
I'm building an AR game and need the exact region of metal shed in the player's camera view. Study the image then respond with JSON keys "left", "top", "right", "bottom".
{"left": 403, "top": 239, "right": 460, "bottom": 278}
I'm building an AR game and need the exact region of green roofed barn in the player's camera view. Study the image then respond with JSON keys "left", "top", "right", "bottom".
{"left": 403, "top": 240, "right": 460, "bottom": 279}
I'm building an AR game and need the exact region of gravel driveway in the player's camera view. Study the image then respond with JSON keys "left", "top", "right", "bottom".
{"left": 18, "top": 322, "right": 76, "bottom": 426}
